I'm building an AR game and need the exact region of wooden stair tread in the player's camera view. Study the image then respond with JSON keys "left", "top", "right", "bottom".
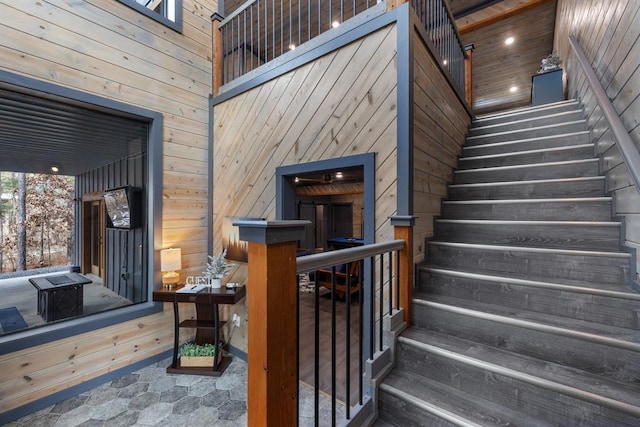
{"left": 400, "top": 327, "right": 640, "bottom": 407}
{"left": 380, "top": 370, "right": 553, "bottom": 427}
{"left": 412, "top": 293, "right": 640, "bottom": 349}
{"left": 419, "top": 266, "right": 640, "bottom": 300}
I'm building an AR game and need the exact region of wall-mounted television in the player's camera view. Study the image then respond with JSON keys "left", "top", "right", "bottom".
{"left": 103, "top": 186, "right": 142, "bottom": 230}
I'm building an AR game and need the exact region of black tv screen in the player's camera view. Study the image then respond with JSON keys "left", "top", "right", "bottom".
{"left": 103, "top": 186, "right": 141, "bottom": 229}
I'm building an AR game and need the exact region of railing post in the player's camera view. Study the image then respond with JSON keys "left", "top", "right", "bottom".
{"left": 211, "top": 12, "right": 224, "bottom": 96}
{"left": 233, "top": 219, "right": 310, "bottom": 427}
{"left": 389, "top": 215, "right": 415, "bottom": 326}
{"left": 464, "top": 43, "right": 475, "bottom": 107}
{"left": 387, "top": 0, "right": 409, "bottom": 12}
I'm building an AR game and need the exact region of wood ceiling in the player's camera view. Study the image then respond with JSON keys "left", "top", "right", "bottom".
{"left": 451, "top": 0, "right": 558, "bottom": 114}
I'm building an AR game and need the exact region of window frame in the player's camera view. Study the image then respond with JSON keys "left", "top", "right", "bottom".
{"left": 0, "top": 70, "right": 164, "bottom": 355}
{"left": 117, "top": 0, "right": 183, "bottom": 33}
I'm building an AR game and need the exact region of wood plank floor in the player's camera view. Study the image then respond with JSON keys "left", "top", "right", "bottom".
{"left": 298, "top": 285, "right": 362, "bottom": 407}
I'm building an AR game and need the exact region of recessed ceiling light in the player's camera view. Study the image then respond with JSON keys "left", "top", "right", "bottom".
{"left": 332, "top": 21, "right": 340, "bottom": 28}
{"left": 505, "top": 37, "right": 515, "bottom": 45}
{"left": 510, "top": 86, "right": 518, "bottom": 93}
{"left": 50, "top": 166, "right": 59, "bottom": 173}
{"left": 335, "top": 171, "right": 344, "bottom": 179}
{"left": 443, "top": 59, "right": 448, "bottom": 66}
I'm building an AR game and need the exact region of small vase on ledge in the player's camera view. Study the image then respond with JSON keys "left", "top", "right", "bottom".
{"left": 211, "top": 278, "right": 222, "bottom": 289}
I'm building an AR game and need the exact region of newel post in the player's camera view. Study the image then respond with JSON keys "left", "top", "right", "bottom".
{"left": 211, "top": 12, "right": 224, "bottom": 96}
{"left": 390, "top": 215, "right": 415, "bottom": 326}
{"left": 234, "top": 219, "right": 310, "bottom": 427}
{"left": 464, "top": 43, "right": 475, "bottom": 107}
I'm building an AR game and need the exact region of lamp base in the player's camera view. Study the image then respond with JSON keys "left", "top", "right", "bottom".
{"left": 162, "top": 271, "right": 179, "bottom": 289}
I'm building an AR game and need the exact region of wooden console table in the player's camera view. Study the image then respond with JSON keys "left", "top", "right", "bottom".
{"left": 153, "top": 285, "right": 246, "bottom": 376}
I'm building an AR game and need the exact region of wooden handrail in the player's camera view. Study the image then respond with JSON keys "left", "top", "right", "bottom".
{"left": 296, "top": 239, "right": 405, "bottom": 273}
{"left": 568, "top": 35, "right": 640, "bottom": 194}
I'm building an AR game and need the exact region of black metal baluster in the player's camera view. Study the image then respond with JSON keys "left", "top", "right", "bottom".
{"left": 314, "top": 270, "right": 320, "bottom": 427}
{"left": 345, "top": 262, "right": 351, "bottom": 419}
{"left": 396, "top": 249, "right": 400, "bottom": 310}
{"left": 358, "top": 259, "right": 364, "bottom": 405}
{"left": 379, "top": 254, "right": 383, "bottom": 352}
{"left": 331, "top": 265, "right": 337, "bottom": 426}
{"left": 296, "top": 273, "right": 300, "bottom": 423}
{"left": 388, "top": 250, "right": 393, "bottom": 315}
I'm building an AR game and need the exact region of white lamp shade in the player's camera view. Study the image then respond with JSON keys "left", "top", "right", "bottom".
{"left": 161, "top": 248, "right": 182, "bottom": 272}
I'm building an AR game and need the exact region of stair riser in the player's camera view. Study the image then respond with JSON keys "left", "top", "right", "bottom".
{"left": 377, "top": 392, "right": 458, "bottom": 427}
{"left": 470, "top": 111, "right": 585, "bottom": 136}
{"left": 419, "top": 270, "right": 640, "bottom": 329}
{"left": 442, "top": 200, "right": 612, "bottom": 221}
{"left": 453, "top": 161, "right": 599, "bottom": 184}
{"left": 462, "top": 132, "right": 591, "bottom": 156}
{"left": 434, "top": 222, "right": 621, "bottom": 251}
{"left": 395, "top": 340, "right": 640, "bottom": 426}
{"left": 409, "top": 305, "right": 640, "bottom": 385}
{"left": 448, "top": 179, "right": 605, "bottom": 200}
{"left": 426, "top": 244, "right": 630, "bottom": 286}
{"left": 458, "top": 145, "right": 594, "bottom": 169}
{"left": 466, "top": 122, "right": 588, "bottom": 146}
{"left": 474, "top": 102, "right": 581, "bottom": 126}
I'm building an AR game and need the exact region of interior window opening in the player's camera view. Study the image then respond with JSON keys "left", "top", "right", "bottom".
{"left": 0, "top": 86, "right": 150, "bottom": 338}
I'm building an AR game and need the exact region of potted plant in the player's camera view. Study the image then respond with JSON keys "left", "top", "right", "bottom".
{"left": 178, "top": 342, "right": 221, "bottom": 367}
{"left": 538, "top": 51, "right": 562, "bottom": 73}
{"left": 204, "top": 248, "right": 236, "bottom": 288}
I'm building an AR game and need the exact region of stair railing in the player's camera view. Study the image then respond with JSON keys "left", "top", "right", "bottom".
{"left": 297, "top": 238, "right": 404, "bottom": 424}
{"left": 568, "top": 35, "right": 640, "bottom": 193}
{"left": 234, "top": 219, "right": 409, "bottom": 426}
{"left": 409, "top": 0, "right": 467, "bottom": 99}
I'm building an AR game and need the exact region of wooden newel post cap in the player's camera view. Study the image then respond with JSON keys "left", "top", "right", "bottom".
{"left": 233, "top": 220, "right": 311, "bottom": 244}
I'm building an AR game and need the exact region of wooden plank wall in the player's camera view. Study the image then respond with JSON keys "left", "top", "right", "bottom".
{"left": 413, "top": 28, "right": 472, "bottom": 264}
{"left": 459, "top": 0, "right": 557, "bottom": 114}
{"left": 76, "top": 155, "right": 147, "bottom": 302}
{"left": 213, "top": 24, "right": 399, "bottom": 352}
{"left": 0, "top": 0, "right": 213, "bottom": 415}
{"left": 554, "top": 0, "right": 640, "bottom": 271}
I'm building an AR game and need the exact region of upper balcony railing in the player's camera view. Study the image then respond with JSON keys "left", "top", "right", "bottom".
{"left": 411, "top": 0, "right": 467, "bottom": 97}
{"left": 214, "top": 0, "right": 470, "bottom": 102}
{"left": 216, "top": 0, "right": 380, "bottom": 86}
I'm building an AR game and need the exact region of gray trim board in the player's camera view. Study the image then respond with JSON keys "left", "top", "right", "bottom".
{"left": 0, "top": 350, "right": 173, "bottom": 425}
{"left": 275, "top": 153, "right": 376, "bottom": 245}
{"left": 0, "top": 70, "right": 163, "bottom": 354}
{"left": 396, "top": 4, "right": 414, "bottom": 216}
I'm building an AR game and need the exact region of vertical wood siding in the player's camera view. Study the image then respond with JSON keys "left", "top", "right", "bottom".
{"left": 76, "top": 155, "right": 148, "bottom": 302}
{"left": 0, "top": 0, "right": 212, "bottom": 414}
{"left": 413, "top": 28, "right": 472, "bottom": 264}
{"left": 213, "top": 24, "right": 398, "bottom": 352}
{"left": 555, "top": 0, "right": 640, "bottom": 271}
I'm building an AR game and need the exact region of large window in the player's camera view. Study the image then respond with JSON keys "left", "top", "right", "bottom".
{"left": 118, "top": 0, "right": 183, "bottom": 33}
{"left": 0, "top": 71, "right": 162, "bottom": 353}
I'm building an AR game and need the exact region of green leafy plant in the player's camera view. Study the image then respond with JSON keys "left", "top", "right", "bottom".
{"left": 204, "top": 248, "right": 236, "bottom": 279}
{"left": 178, "top": 342, "right": 218, "bottom": 357}
{"left": 545, "top": 51, "right": 562, "bottom": 67}
{"left": 539, "top": 51, "right": 562, "bottom": 73}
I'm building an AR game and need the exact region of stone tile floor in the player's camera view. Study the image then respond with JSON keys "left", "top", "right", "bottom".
{"left": 7, "top": 356, "right": 343, "bottom": 426}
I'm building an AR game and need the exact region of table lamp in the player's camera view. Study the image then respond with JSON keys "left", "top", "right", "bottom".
{"left": 161, "top": 248, "right": 182, "bottom": 288}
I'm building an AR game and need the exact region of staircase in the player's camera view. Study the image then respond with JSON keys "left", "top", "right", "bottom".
{"left": 377, "top": 100, "right": 640, "bottom": 426}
